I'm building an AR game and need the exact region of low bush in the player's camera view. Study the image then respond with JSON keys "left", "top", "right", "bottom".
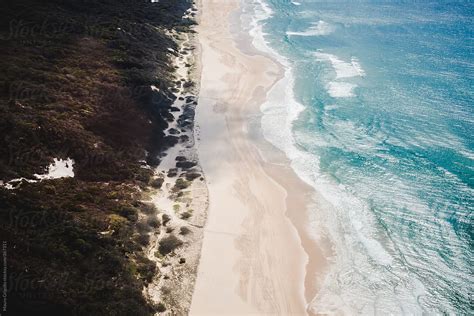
{"left": 158, "top": 235, "right": 183, "bottom": 256}
{"left": 147, "top": 217, "right": 161, "bottom": 228}
{"left": 179, "top": 226, "right": 191, "bottom": 235}
{"left": 176, "top": 161, "right": 197, "bottom": 169}
{"left": 185, "top": 172, "right": 201, "bottom": 181}
{"left": 180, "top": 212, "right": 191, "bottom": 220}
{"left": 156, "top": 303, "right": 166, "bottom": 313}
{"left": 141, "top": 203, "right": 158, "bottom": 215}
{"left": 173, "top": 178, "right": 190, "bottom": 191}
{"left": 162, "top": 214, "right": 171, "bottom": 226}
{"left": 137, "top": 234, "right": 150, "bottom": 247}
{"left": 150, "top": 177, "right": 164, "bottom": 189}
{"left": 136, "top": 221, "right": 152, "bottom": 233}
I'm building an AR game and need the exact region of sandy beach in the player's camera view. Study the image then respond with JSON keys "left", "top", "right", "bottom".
{"left": 190, "top": 0, "right": 325, "bottom": 314}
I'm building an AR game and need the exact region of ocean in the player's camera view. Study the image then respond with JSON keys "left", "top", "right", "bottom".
{"left": 241, "top": 0, "right": 473, "bottom": 314}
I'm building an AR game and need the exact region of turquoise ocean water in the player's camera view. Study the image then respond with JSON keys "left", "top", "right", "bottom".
{"left": 241, "top": 0, "right": 473, "bottom": 314}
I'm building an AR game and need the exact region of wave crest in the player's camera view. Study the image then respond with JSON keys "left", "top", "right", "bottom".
{"left": 287, "top": 21, "right": 334, "bottom": 37}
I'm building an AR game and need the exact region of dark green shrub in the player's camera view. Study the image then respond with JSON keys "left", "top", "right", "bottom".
{"left": 162, "top": 214, "right": 171, "bottom": 226}
{"left": 179, "top": 226, "right": 191, "bottom": 235}
{"left": 158, "top": 235, "right": 183, "bottom": 256}
{"left": 156, "top": 303, "right": 166, "bottom": 313}
{"left": 136, "top": 221, "right": 151, "bottom": 233}
{"left": 147, "top": 216, "right": 161, "bottom": 228}
{"left": 137, "top": 234, "right": 150, "bottom": 247}
{"left": 137, "top": 258, "right": 156, "bottom": 283}
{"left": 140, "top": 203, "right": 158, "bottom": 215}
{"left": 173, "top": 178, "right": 190, "bottom": 191}
{"left": 150, "top": 177, "right": 164, "bottom": 189}
{"left": 118, "top": 206, "right": 139, "bottom": 222}
{"left": 185, "top": 172, "right": 201, "bottom": 181}
{"left": 180, "top": 211, "right": 191, "bottom": 220}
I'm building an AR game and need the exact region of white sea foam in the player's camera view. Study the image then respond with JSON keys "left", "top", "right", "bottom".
{"left": 247, "top": 0, "right": 274, "bottom": 53}
{"left": 248, "top": 0, "right": 392, "bottom": 266}
{"left": 315, "top": 52, "right": 366, "bottom": 79}
{"left": 314, "top": 52, "right": 365, "bottom": 98}
{"left": 244, "top": 0, "right": 430, "bottom": 314}
{"left": 291, "top": 1, "right": 301, "bottom": 5}
{"left": 287, "top": 21, "right": 334, "bottom": 37}
{"left": 326, "top": 81, "right": 356, "bottom": 97}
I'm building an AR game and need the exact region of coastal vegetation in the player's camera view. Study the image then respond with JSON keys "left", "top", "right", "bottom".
{"left": 158, "top": 235, "right": 183, "bottom": 256}
{"left": 0, "top": 0, "right": 197, "bottom": 314}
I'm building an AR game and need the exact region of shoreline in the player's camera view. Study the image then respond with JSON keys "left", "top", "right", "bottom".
{"left": 230, "top": 2, "right": 332, "bottom": 310}
{"left": 191, "top": 0, "right": 327, "bottom": 314}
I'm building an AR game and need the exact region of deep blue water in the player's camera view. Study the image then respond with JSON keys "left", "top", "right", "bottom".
{"left": 244, "top": 0, "right": 473, "bottom": 314}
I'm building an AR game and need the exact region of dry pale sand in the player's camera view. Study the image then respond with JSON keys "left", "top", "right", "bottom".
{"left": 190, "top": 0, "right": 327, "bottom": 315}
